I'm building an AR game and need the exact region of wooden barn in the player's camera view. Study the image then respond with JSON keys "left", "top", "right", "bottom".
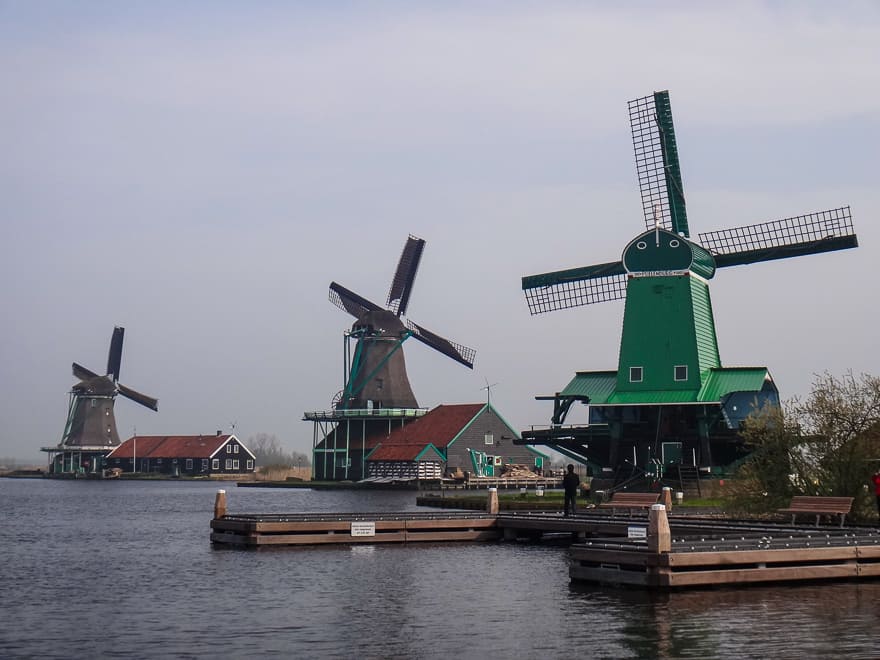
{"left": 363, "top": 403, "right": 548, "bottom": 482}
{"left": 106, "top": 432, "right": 256, "bottom": 476}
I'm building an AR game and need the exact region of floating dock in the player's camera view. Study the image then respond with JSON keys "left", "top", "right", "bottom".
{"left": 210, "top": 490, "right": 880, "bottom": 589}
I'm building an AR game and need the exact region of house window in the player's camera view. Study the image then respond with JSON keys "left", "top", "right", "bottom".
{"left": 233, "top": 459, "right": 239, "bottom": 470}
{"left": 484, "top": 433, "right": 494, "bottom": 446}
{"left": 630, "top": 366, "right": 644, "bottom": 382}
{"left": 186, "top": 459, "right": 193, "bottom": 470}
{"left": 674, "top": 365, "right": 688, "bottom": 381}
{"left": 233, "top": 445, "right": 239, "bottom": 454}
{"left": 246, "top": 460, "right": 253, "bottom": 470}
{"left": 212, "top": 458, "right": 219, "bottom": 470}
{"left": 202, "top": 459, "right": 209, "bottom": 471}
{"left": 156, "top": 458, "right": 162, "bottom": 465}
{"left": 226, "top": 444, "right": 232, "bottom": 453}
{"left": 225, "top": 459, "right": 232, "bottom": 470}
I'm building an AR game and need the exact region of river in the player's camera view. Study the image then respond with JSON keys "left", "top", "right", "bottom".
{"left": 2, "top": 478, "right": 879, "bottom": 659}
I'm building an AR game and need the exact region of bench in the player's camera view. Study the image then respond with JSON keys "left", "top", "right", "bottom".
{"left": 598, "top": 492, "right": 660, "bottom": 516}
{"left": 777, "top": 496, "right": 854, "bottom": 527}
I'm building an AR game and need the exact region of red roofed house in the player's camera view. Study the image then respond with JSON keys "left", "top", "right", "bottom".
{"left": 105, "top": 432, "right": 256, "bottom": 476}
{"left": 364, "top": 403, "right": 548, "bottom": 482}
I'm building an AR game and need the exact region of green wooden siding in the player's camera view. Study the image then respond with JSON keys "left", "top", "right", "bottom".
{"left": 690, "top": 276, "right": 721, "bottom": 380}
{"left": 616, "top": 274, "right": 702, "bottom": 396}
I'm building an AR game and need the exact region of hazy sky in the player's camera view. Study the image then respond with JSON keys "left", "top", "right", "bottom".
{"left": 2, "top": 1, "right": 879, "bottom": 463}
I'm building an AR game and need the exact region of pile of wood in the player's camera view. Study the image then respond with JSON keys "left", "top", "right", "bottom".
{"left": 499, "top": 464, "right": 540, "bottom": 479}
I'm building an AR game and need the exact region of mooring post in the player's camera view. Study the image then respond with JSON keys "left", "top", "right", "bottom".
{"left": 661, "top": 486, "right": 673, "bottom": 512}
{"left": 214, "top": 489, "right": 227, "bottom": 519}
{"left": 487, "top": 487, "right": 499, "bottom": 514}
{"left": 647, "top": 503, "right": 671, "bottom": 553}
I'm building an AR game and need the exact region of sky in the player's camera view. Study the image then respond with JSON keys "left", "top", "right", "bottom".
{"left": 2, "top": 1, "right": 879, "bottom": 464}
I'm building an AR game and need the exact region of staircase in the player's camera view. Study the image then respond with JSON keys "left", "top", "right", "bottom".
{"left": 677, "top": 464, "right": 702, "bottom": 497}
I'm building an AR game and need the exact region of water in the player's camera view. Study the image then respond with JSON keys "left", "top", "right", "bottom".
{"left": 3, "top": 478, "right": 880, "bottom": 659}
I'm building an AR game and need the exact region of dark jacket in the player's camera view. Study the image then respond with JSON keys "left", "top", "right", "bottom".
{"left": 563, "top": 471, "right": 580, "bottom": 494}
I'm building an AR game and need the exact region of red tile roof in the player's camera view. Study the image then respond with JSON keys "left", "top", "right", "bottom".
{"left": 108, "top": 434, "right": 237, "bottom": 459}
{"left": 380, "top": 403, "right": 484, "bottom": 448}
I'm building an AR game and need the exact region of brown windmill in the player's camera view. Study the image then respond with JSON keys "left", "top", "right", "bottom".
{"left": 45, "top": 326, "right": 158, "bottom": 475}
{"left": 329, "top": 234, "right": 475, "bottom": 411}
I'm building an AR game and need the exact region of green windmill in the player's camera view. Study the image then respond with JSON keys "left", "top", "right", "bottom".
{"left": 520, "top": 90, "right": 858, "bottom": 477}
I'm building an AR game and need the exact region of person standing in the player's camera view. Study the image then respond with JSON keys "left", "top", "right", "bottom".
{"left": 563, "top": 464, "right": 580, "bottom": 517}
{"left": 872, "top": 471, "right": 880, "bottom": 523}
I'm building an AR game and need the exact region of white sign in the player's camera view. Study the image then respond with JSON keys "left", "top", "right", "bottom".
{"left": 350, "top": 521, "right": 376, "bottom": 537}
{"left": 627, "top": 526, "right": 647, "bottom": 540}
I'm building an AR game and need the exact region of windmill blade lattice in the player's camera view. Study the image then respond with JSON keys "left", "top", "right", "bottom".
{"left": 699, "top": 207, "right": 858, "bottom": 268}
{"left": 629, "top": 91, "right": 689, "bottom": 237}
{"left": 72, "top": 362, "right": 101, "bottom": 381}
{"left": 117, "top": 382, "right": 159, "bottom": 411}
{"left": 329, "top": 282, "right": 384, "bottom": 319}
{"left": 386, "top": 235, "right": 425, "bottom": 316}
{"left": 106, "top": 326, "right": 124, "bottom": 381}
{"left": 405, "top": 320, "right": 476, "bottom": 369}
{"left": 522, "top": 262, "right": 627, "bottom": 315}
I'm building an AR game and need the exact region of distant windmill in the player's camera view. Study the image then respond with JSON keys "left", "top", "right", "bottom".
{"left": 520, "top": 90, "right": 858, "bottom": 470}
{"left": 329, "top": 234, "right": 475, "bottom": 410}
{"left": 60, "top": 326, "right": 159, "bottom": 449}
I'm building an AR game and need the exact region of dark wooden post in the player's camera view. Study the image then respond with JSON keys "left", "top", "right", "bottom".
{"left": 214, "top": 489, "right": 227, "bottom": 519}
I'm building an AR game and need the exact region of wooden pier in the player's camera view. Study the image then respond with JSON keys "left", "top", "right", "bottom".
{"left": 209, "top": 490, "right": 880, "bottom": 589}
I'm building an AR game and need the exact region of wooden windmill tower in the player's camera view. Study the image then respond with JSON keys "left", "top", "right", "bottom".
{"left": 520, "top": 90, "right": 858, "bottom": 475}
{"left": 43, "top": 326, "right": 158, "bottom": 476}
{"left": 306, "top": 235, "right": 476, "bottom": 481}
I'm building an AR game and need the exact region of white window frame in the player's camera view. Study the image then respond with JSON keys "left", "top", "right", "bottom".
{"left": 484, "top": 433, "right": 494, "bottom": 446}
{"left": 232, "top": 459, "right": 239, "bottom": 470}
{"left": 674, "top": 365, "right": 688, "bottom": 381}
{"left": 185, "top": 459, "right": 193, "bottom": 470}
{"left": 246, "top": 459, "right": 253, "bottom": 470}
{"left": 630, "top": 366, "right": 644, "bottom": 383}
{"left": 233, "top": 444, "right": 239, "bottom": 454}
{"left": 211, "top": 458, "right": 219, "bottom": 470}
{"left": 225, "top": 459, "right": 232, "bottom": 470}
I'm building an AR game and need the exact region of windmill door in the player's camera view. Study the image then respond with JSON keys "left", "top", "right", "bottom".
{"left": 662, "top": 442, "right": 682, "bottom": 465}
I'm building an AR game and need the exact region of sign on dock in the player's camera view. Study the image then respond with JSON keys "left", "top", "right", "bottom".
{"left": 351, "top": 521, "right": 376, "bottom": 537}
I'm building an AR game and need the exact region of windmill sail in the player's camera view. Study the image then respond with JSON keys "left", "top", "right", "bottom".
{"left": 522, "top": 262, "right": 627, "bottom": 315}
{"left": 699, "top": 207, "right": 858, "bottom": 268}
{"left": 629, "top": 90, "right": 689, "bottom": 237}
{"left": 329, "top": 282, "right": 384, "bottom": 318}
{"left": 387, "top": 235, "right": 425, "bottom": 316}
{"left": 107, "top": 326, "right": 124, "bottom": 381}
{"left": 405, "top": 320, "right": 476, "bottom": 369}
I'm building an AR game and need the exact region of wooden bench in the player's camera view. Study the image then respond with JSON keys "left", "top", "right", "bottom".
{"left": 598, "top": 492, "right": 660, "bottom": 516}
{"left": 777, "top": 496, "right": 854, "bottom": 527}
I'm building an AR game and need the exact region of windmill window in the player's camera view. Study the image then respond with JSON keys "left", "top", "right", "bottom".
{"left": 376, "top": 378, "right": 383, "bottom": 391}
{"left": 630, "top": 366, "right": 644, "bottom": 382}
{"left": 636, "top": 241, "right": 647, "bottom": 250}
{"left": 91, "top": 400, "right": 97, "bottom": 407}
{"left": 484, "top": 433, "right": 494, "bottom": 446}
{"left": 674, "top": 365, "right": 688, "bottom": 381}
{"left": 669, "top": 239, "right": 680, "bottom": 248}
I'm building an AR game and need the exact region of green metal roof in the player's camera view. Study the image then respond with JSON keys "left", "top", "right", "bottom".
{"left": 697, "top": 367, "right": 773, "bottom": 403}
{"left": 560, "top": 371, "right": 617, "bottom": 404}
{"left": 557, "top": 367, "right": 772, "bottom": 407}
{"left": 608, "top": 389, "right": 699, "bottom": 405}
